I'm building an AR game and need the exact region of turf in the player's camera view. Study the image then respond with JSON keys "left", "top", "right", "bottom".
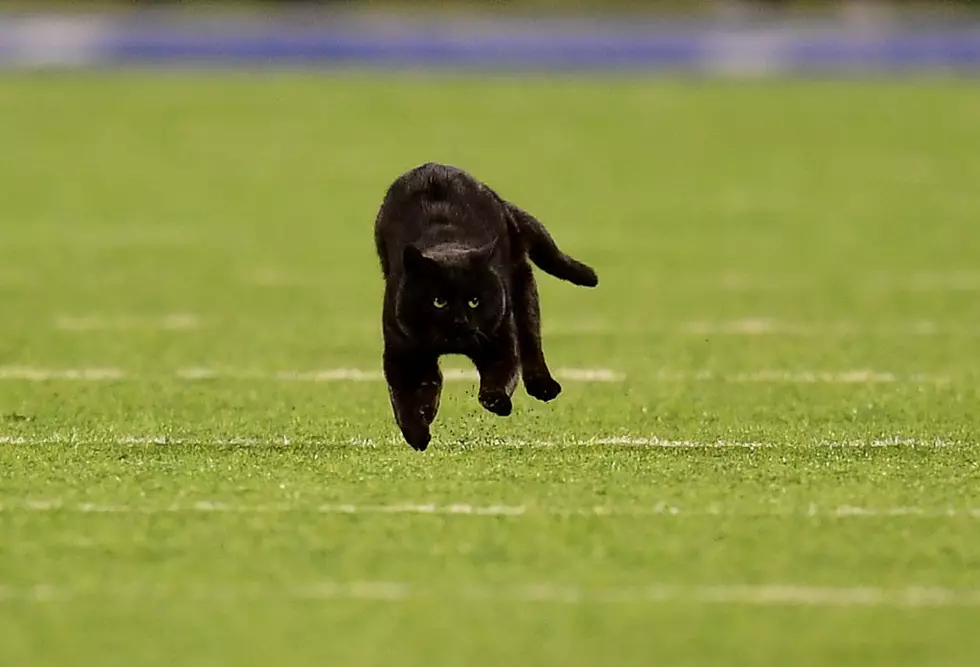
{"left": 1, "top": 74, "right": 979, "bottom": 666}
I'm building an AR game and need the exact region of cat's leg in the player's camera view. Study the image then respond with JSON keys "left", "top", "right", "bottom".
{"left": 383, "top": 348, "right": 442, "bottom": 451}
{"left": 417, "top": 370, "right": 443, "bottom": 427}
{"left": 472, "top": 321, "right": 520, "bottom": 417}
{"left": 512, "top": 261, "right": 562, "bottom": 402}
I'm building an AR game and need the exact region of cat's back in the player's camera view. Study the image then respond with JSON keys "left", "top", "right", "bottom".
{"left": 374, "top": 163, "right": 506, "bottom": 271}
{"left": 377, "top": 162, "right": 487, "bottom": 222}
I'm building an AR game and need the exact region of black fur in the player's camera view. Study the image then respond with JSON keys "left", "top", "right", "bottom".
{"left": 374, "top": 163, "right": 598, "bottom": 450}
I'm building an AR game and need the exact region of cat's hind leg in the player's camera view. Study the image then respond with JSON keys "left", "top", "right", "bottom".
{"left": 512, "top": 261, "right": 562, "bottom": 402}
{"left": 383, "top": 349, "right": 442, "bottom": 451}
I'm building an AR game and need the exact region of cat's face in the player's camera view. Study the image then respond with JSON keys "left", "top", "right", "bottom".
{"left": 395, "top": 244, "right": 506, "bottom": 349}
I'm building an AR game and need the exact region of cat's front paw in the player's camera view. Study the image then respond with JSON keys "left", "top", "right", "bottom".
{"left": 400, "top": 425, "right": 432, "bottom": 452}
{"left": 524, "top": 374, "right": 562, "bottom": 402}
{"left": 479, "top": 390, "right": 513, "bottom": 417}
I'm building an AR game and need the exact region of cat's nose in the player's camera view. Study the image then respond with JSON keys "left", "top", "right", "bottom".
{"left": 450, "top": 318, "right": 469, "bottom": 337}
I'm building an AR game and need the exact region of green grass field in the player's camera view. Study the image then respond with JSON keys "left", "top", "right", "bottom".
{"left": 1, "top": 74, "right": 979, "bottom": 666}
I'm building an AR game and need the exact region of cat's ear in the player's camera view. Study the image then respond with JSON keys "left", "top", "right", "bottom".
{"left": 403, "top": 245, "right": 440, "bottom": 277}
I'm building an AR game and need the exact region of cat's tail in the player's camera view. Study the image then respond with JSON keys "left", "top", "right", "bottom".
{"left": 502, "top": 200, "right": 599, "bottom": 288}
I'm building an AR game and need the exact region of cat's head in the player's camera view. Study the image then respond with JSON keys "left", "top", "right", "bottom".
{"left": 395, "top": 241, "right": 506, "bottom": 348}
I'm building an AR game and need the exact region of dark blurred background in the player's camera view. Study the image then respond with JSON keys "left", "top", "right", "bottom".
{"left": 2, "top": 0, "right": 979, "bottom": 74}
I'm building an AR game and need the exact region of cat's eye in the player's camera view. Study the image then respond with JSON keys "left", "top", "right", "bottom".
{"left": 467, "top": 297, "right": 480, "bottom": 309}
{"left": 433, "top": 297, "right": 447, "bottom": 309}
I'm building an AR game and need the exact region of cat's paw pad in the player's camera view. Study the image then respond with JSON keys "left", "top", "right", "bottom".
{"left": 479, "top": 391, "right": 513, "bottom": 417}
{"left": 524, "top": 375, "right": 562, "bottom": 402}
{"left": 401, "top": 426, "right": 432, "bottom": 452}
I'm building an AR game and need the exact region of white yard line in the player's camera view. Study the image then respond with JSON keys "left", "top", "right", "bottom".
{"left": 0, "top": 367, "right": 623, "bottom": 382}
{"left": 0, "top": 435, "right": 968, "bottom": 448}
{"left": 545, "top": 318, "right": 980, "bottom": 336}
{"left": 588, "top": 436, "right": 961, "bottom": 447}
{"left": 676, "top": 319, "right": 980, "bottom": 337}
{"left": 702, "top": 370, "right": 949, "bottom": 384}
{"left": 0, "top": 367, "right": 126, "bottom": 380}
{"left": 0, "top": 366, "right": 624, "bottom": 382}
{"left": 44, "top": 314, "right": 980, "bottom": 336}
{"left": 235, "top": 270, "right": 980, "bottom": 294}
{"left": 1, "top": 500, "right": 977, "bottom": 519}
{"left": 1, "top": 581, "right": 978, "bottom": 607}
{"left": 179, "top": 367, "right": 627, "bottom": 382}
{"left": 649, "top": 370, "right": 954, "bottom": 384}
{"left": 1, "top": 366, "right": 967, "bottom": 384}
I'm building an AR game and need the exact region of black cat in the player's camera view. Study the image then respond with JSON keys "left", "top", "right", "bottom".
{"left": 374, "top": 163, "right": 598, "bottom": 451}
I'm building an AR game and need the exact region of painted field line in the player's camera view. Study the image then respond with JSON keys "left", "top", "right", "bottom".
{"left": 0, "top": 367, "right": 623, "bottom": 383}
{"left": 546, "top": 318, "right": 980, "bottom": 337}
{"left": 178, "top": 368, "right": 625, "bottom": 382}
{"left": 0, "top": 367, "right": 125, "bottom": 381}
{"left": 590, "top": 436, "right": 963, "bottom": 448}
{"left": 2, "top": 500, "right": 978, "bottom": 519}
{"left": 236, "top": 271, "right": 980, "bottom": 294}
{"left": 55, "top": 314, "right": 200, "bottom": 331}
{"left": 0, "top": 435, "right": 967, "bottom": 448}
{"left": 51, "top": 315, "right": 978, "bottom": 337}
{"left": 0, "top": 366, "right": 966, "bottom": 385}
{"left": 0, "top": 434, "right": 968, "bottom": 448}
{"left": 42, "top": 314, "right": 980, "bottom": 337}
{"left": 652, "top": 370, "right": 953, "bottom": 384}
{"left": 1, "top": 582, "right": 978, "bottom": 608}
